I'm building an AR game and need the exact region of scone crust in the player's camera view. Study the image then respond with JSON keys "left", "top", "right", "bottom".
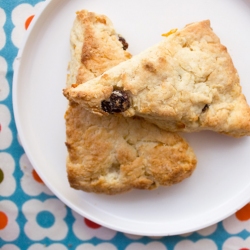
{"left": 66, "top": 9, "right": 132, "bottom": 87}
{"left": 65, "top": 10, "right": 197, "bottom": 194}
{"left": 64, "top": 20, "right": 250, "bottom": 137}
{"left": 65, "top": 103, "right": 197, "bottom": 194}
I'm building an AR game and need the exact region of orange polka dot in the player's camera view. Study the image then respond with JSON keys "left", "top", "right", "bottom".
{"left": 84, "top": 218, "right": 101, "bottom": 229}
{"left": 0, "top": 211, "right": 8, "bottom": 230}
{"left": 25, "top": 15, "right": 34, "bottom": 30}
{"left": 32, "top": 169, "right": 44, "bottom": 184}
{"left": 236, "top": 203, "right": 250, "bottom": 221}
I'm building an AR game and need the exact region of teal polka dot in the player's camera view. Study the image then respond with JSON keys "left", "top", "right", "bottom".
{"left": 36, "top": 211, "right": 55, "bottom": 228}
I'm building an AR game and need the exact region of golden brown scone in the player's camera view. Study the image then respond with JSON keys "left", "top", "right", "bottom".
{"left": 64, "top": 10, "right": 197, "bottom": 195}
{"left": 66, "top": 9, "right": 132, "bottom": 87}
{"left": 64, "top": 20, "right": 250, "bottom": 137}
{"left": 66, "top": 104, "right": 197, "bottom": 194}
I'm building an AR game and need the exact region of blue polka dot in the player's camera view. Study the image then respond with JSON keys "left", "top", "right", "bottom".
{"left": 36, "top": 211, "right": 55, "bottom": 228}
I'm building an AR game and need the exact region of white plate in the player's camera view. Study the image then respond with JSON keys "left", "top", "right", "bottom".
{"left": 13, "top": 0, "right": 250, "bottom": 236}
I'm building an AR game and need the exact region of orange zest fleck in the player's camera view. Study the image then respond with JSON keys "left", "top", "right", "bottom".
{"left": 162, "top": 28, "right": 178, "bottom": 37}
{"left": 235, "top": 203, "right": 250, "bottom": 221}
{"left": 25, "top": 15, "right": 35, "bottom": 30}
{"left": 0, "top": 211, "right": 8, "bottom": 230}
{"left": 32, "top": 169, "right": 44, "bottom": 184}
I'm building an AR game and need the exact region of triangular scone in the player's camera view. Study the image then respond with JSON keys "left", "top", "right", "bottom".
{"left": 64, "top": 10, "right": 197, "bottom": 195}
{"left": 64, "top": 20, "right": 250, "bottom": 137}
{"left": 66, "top": 9, "right": 132, "bottom": 87}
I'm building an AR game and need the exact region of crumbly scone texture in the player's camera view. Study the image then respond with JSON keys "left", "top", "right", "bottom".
{"left": 66, "top": 9, "right": 131, "bottom": 87}
{"left": 64, "top": 20, "right": 250, "bottom": 137}
{"left": 65, "top": 10, "right": 197, "bottom": 195}
{"left": 66, "top": 104, "right": 197, "bottom": 194}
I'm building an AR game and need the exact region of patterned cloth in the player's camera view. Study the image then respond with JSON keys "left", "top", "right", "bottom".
{"left": 0, "top": 0, "right": 250, "bottom": 249}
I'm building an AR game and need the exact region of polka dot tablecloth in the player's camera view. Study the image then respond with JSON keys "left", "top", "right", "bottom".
{"left": 0, "top": 0, "right": 250, "bottom": 249}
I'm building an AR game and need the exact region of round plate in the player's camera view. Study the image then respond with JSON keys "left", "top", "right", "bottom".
{"left": 13, "top": 0, "right": 250, "bottom": 236}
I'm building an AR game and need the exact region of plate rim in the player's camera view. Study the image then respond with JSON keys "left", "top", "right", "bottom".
{"left": 12, "top": 0, "right": 250, "bottom": 236}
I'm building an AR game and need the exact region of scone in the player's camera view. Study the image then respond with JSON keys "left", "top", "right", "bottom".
{"left": 64, "top": 10, "right": 197, "bottom": 195}
{"left": 66, "top": 9, "right": 131, "bottom": 87}
{"left": 64, "top": 20, "right": 250, "bottom": 137}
